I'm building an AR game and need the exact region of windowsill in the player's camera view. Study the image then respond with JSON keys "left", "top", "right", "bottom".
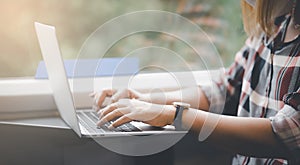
{"left": 0, "top": 71, "right": 213, "bottom": 120}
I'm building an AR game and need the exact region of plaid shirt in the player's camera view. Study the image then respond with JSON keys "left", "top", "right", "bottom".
{"left": 203, "top": 15, "right": 300, "bottom": 165}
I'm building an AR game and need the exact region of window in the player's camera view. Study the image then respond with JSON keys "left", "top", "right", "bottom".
{"left": 0, "top": 0, "right": 246, "bottom": 78}
{"left": 0, "top": 0, "right": 247, "bottom": 114}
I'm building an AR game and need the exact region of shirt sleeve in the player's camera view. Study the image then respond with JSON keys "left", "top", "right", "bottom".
{"left": 201, "top": 38, "right": 251, "bottom": 115}
{"left": 270, "top": 90, "right": 300, "bottom": 163}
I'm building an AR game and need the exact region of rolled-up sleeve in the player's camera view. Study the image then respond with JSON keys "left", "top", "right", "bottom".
{"left": 270, "top": 91, "right": 300, "bottom": 163}
{"left": 201, "top": 39, "right": 250, "bottom": 115}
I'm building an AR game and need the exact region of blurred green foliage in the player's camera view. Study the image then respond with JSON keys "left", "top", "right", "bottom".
{"left": 0, "top": 0, "right": 246, "bottom": 77}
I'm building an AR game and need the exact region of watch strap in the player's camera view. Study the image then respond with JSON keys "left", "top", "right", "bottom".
{"left": 173, "top": 105, "right": 185, "bottom": 130}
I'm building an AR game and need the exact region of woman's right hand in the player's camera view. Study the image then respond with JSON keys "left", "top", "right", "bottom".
{"left": 90, "top": 89, "right": 147, "bottom": 112}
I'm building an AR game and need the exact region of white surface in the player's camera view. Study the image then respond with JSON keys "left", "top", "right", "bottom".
{"left": 0, "top": 71, "right": 214, "bottom": 132}
{"left": 0, "top": 71, "right": 212, "bottom": 113}
{"left": 0, "top": 116, "right": 70, "bottom": 129}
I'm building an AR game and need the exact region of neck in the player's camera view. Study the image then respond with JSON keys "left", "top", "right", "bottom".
{"left": 285, "top": 17, "right": 300, "bottom": 42}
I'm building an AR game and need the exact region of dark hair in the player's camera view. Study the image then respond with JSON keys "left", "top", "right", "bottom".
{"left": 294, "top": 0, "right": 300, "bottom": 27}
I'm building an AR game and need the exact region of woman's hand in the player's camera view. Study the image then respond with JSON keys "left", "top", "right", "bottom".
{"left": 90, "top": 89, "right": 147, "bottom": 112}
{"left": 97, "top": 99, "right": 176, "bottom": 129}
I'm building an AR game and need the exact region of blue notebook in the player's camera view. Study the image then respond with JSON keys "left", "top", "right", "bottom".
{"left": 35, "top": 57, "right": 139, "bottom": 79}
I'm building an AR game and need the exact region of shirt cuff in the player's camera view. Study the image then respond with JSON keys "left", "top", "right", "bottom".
{"left": 200, "top": 83, "right": 226, "bottom": 114}
{"left": 270, "top": 104, "right": 300, "bottom": 163}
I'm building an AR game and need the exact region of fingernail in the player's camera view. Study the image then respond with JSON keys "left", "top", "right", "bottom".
{"left": 108, "top": 125, "right": 115, "bottom": 130}
{"left": 97, "top": 120, "right": 103, "bottom": 126}
{"left": 97, "top": 109, "right": 103, "bottom": 116}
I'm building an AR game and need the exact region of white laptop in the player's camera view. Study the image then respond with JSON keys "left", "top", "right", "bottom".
{"left": 34, "top": 22, "right": 185, "bottom": 137}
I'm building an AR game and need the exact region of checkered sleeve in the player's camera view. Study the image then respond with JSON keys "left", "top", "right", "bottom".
{"left": 201, "top": 38, "right": 251, "bottom": 115}
{"left": 270, "top": 90, "right": 300, "bottom": 163}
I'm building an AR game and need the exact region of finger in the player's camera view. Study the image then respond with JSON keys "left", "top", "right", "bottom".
{"left": 93, "top": 93, "right": 102, "bottom": 112}
{"left": 97, "top": 108, "right": 124, "bottom": 126}
{"left": 110, "top": 89, "right": 130, "bottom": 103}
{"left": 96, "top": 91, "right": 109, "bottom": 109}
{"left": 92, "top": 105, "right": 100, "bottom": 112}
{"left": 94, "top": 89, "right": 115, "bottom": 110}
{"left": 105, "top": 89, "right": 117, "bottom": 96}
{"left": 108, "top": 115, "right": 132, "bottom": 129}
{"left": 128, "top": 88, "right": 139, "bottom": 99}
{"left": 92, "top": 94, "right": 101, "bottom": 112}
{"left": 98, "top": 102, "right": 119, "bottom": 118}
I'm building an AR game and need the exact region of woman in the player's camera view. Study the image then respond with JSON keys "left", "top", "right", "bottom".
{"left": 91, "top": 0, "right": 300, "bottom": 164}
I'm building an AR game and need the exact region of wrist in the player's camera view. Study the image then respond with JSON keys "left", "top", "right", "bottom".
{"left": 139, "top": 93, "right": 150, "bottom": 102}
{"left": 164, "top": 105, "right": 176, "bottom": 125}
{"left": 172, "top": 102, "right": 190, "bottom": 130}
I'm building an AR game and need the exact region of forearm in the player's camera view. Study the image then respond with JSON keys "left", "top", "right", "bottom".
{"left": 141, "top": 86, "right": 210, "bottom": 110}
{"left": 181, "top": 108, "right": 290, "bottom": 159}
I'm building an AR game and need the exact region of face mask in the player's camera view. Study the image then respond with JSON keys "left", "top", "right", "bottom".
{"left": 245, "top": 0, "right": 256, "bottom": 7}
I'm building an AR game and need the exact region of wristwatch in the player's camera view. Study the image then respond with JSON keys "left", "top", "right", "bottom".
{"left": 173, "top": 102, "right": 190, "bottom": 130}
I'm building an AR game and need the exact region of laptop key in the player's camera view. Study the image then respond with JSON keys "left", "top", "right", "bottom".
{"left": 126, "top": 123, "right": 141, "bottom": 132}
{"left": 81, "top": 110, "right": 141, "bottom": 132}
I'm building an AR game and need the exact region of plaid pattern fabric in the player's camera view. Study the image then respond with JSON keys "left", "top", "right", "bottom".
{"left": 203, "top": 15, "right": 300, "bottom": 165}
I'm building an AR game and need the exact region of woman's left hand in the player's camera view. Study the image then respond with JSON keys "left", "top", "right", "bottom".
{"left": 97, "top": 99, "right": 176, "bottom": 129}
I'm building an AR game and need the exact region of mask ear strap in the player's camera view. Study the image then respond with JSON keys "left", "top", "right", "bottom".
{"left": 293, "top": 0, "right": 300, "bottom": 29}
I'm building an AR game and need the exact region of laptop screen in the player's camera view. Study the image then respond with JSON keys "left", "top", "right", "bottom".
{"left": 34, "top": 22, "right": 81, "bottom": 136}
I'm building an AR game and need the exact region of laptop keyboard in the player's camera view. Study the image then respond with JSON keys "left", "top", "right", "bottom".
{"left": 77, "top": 110, "right": 141, "bottom": 134}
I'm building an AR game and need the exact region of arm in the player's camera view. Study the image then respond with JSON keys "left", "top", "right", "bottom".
{"left": 180, "top": 107, "right": 291, "bottom": 159}
{"left": 141, "top": 86, "right": 210, "bottom": 111}
{"left": 98, "top": 102, "right": 290, "bottom": 159}
{"left": 91, "top": 86, "right": 210, "bottom": 111}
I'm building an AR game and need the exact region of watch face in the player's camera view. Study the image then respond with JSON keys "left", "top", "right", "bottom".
{"left": 173, "top": 102, "right": 190, "bottom": 108}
